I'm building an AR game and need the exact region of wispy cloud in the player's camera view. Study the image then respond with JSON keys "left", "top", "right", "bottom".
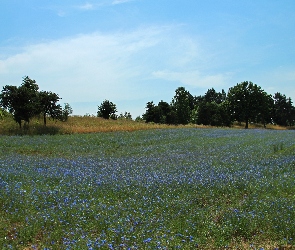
{"left": 0, "top": 23, "right": 238, "bottom": 116}
{"left": 57, "top": 10, "right": 67, "bottom": 17}
{"left": 77, "top": 2, "right": 95, "bottom": 10}
{"left": 112, "top": 0, "right": 134, "bottom": 5}
{"left": 75, "top": 0, "right": 135, "bottom": 10}
{"left": 45, "top": 0, "right": 136, "bottom": 18}
{"left": 0, "top": 26, "right": 177, "bottom": 103}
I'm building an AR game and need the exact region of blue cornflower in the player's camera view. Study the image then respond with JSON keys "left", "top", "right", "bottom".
{"left": 143, "top": 237, "right": 152, "bottom": 243}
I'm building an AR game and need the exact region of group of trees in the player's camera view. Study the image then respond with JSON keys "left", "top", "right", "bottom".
{"left": 2, "top": 77, "right": 294, "bottom": 129}
{"left": 0, "top": 76, "right": 72, "bottom": 128}
{"left": 143, "top": 81, "right": 295, "bottom": 128}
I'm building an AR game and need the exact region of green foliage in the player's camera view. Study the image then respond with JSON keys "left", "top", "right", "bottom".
{"left": 0, "top": 76, "right": 40, "bottom": 127}
{"left": 0, "top": 76, "right": 69, "bottom": 128}
{"left": 38, "top": 91, "right": 62, "bottom": 125}
{"left": 195, "top": 88, "right": 232, "bottom": 126}
{"left": 60, "top": 103, "right": 73, "bottom": 122}
{"left": 142, "top": 101, "right": 154, "bottom": 122}
{"left": 118, "top": 111, "right": 132, "bottom": 120}
{"left": 171, "top": 87, "right": 194, "bottom": 124}
{"left": 273, "top": 93, "right": 295, "bottom": 126}
{"left": 142, "top": 83, "right": 294, "bottom": 128}
{"left": 203, "top": 88, "right": 227, "bottom": 104}
{"left": 135, "top": 115, "right": 144, "bottom": 122}
{"left": 143, "top": 100, "right": 177, "bottom": 124}
{"left": 196, "top": 89, "right": 227, "bottom": 126}
{"left": 97, "top": 99, "right": 117, "bottom": 119}
{"left": 227, "top": 81, "right": 271, "bottom": 128}
{"left": 0, "top": 108, "right": 9, "bottom": 119}
{"left": 197, "top": 101, "right": 222, "bottom": 126}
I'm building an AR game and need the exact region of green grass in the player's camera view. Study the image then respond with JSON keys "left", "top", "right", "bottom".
{"left": 0, "top": 128, "right": 294, "bottom": 249}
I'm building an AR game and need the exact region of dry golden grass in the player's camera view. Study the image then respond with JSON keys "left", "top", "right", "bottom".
{"left": 0, "top": 116, "right": 196, "bottom": 135}
{"left": 60, "top": 116, "right": 200, "bottom": 133}
{"left": 0, "top": 116, "right": 293, "bottom": 135}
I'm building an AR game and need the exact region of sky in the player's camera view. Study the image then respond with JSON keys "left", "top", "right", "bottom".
{"left": 1, "top": 0, "right": 295, "bottom": 118}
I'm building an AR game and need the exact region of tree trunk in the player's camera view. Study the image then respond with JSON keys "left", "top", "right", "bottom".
{"left": 43, "top": 113, "right": 47, "bottom": 126}
{"left": 245, "top": 118, "right": 249, "bottom": 129}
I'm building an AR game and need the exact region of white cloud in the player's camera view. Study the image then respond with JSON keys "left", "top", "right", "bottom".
{"left": 0, "top": 25, "right": 243, "bottom": 116}
{"left": 0, "top": 26, "right": 174, "bottom": 104}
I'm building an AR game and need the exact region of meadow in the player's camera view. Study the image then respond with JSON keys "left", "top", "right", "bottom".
{"left": 0, "top": 128, "right": 295, "bottom": 249}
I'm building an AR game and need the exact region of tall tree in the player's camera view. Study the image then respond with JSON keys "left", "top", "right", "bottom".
{"left": 287, "top": 98, "right": 295, "bottom": 126}
{"left": 0, "top": 76, "right": 39, "bottom": 128}
{"left": 97, "top": 100, "right": 117, "bottom": 119}
{"left": 255, "top": 92, "right": 273, "bottom": 128}
{"left": 203, "top": 88, "right": 226, "bottom": 104}
{"left": 227, "top": 81, "right": 270, "bottom": 128}
{"left": 171, "top": 87, "right": 194, "bottom": 124}
{"left": 143, "top": 101, "right": 156, "bottom": 123}
{"left": 60, "top": 103, "right": 73, "bottom": 121}
{"left": 143, "top": 101, "right": 176, "bottom": 124}
{"left": 39, "top": 91, "right": 62, "bottom": 126}
{"left": 157, "top": 100, "right": 176, "bottom": 124}
{"left": 196, "top": 88, "right": 231, "bottom": 126}
{"left": 273, "top": 93, "right": 294, "bottom": 126}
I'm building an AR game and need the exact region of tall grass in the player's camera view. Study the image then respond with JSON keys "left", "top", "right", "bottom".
{"left": 1, "top": 116, "right": 293, "bottom": 136}
{"left": 0, "top": 116, "right": 197, "bottom": 135}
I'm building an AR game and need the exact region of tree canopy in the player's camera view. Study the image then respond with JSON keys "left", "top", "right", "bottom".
{"left": 142, "top": 81, "right": 295, "bottom": 128}
{"left": 2, "top": 76, "right": 294, "bottom": 129}
{"left": 38, "top": 91, "right": 62, "bottom": 126}
{"left": 97, "top": 100, "right": 117, "bottom": 119}
{"left": 171, "top": 87, "right": 195, "bottom": 125}
{"left": 227, "top": 81, "right": 272, "bottom": 128}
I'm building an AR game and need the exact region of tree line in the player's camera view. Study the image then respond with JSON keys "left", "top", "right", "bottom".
{"left": 142, "top": 81, "right": 295, "bottom": 128}
{"left": 1, "top": 78, "right": 294, "bottom": 129}
{"left": 0, "top": 76, "right": 72, "bottom": 128}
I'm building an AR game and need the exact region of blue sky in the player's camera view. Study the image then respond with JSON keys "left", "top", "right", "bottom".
{"left": 1, "top": 0, "right": 295, "bottom": 118}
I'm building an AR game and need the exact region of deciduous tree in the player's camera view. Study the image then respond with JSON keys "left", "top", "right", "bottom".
{"left": 60, "top": 103, "right": 73, "bottom": 121}
{"left": 227, "top": 81, "right": 270, "bottom": 128}
{"left": 0, "top": 76, "right": 39, "bottom": 128}
{"left": 171, "top": 87, "right": 194, "bottom": 124}
{"left": 273, "top": 93, "right": 294, "bottom": 126}
{"left": 97, "top": 100, "right": 117, "bottom": 119}
{"left": 38, "top": 91, "right": 62, "bottom": 126}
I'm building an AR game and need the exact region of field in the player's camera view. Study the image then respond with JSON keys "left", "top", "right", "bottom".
{"left": 0, "top": 128, "right": 295, "bottom": 249}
